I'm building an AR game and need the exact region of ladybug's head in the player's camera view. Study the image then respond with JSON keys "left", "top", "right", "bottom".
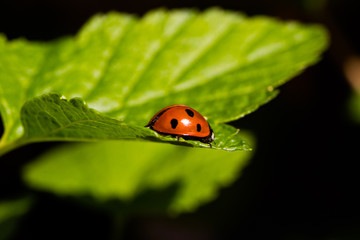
{"left": 200, "top": 128, "right": 215, "bottom": 144}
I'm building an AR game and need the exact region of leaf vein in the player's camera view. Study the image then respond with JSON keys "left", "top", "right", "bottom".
{"left": 84, "top": 20, "right": 134, "bottom": 100}
{"left": 168, "top": 18, "right": 238, "bottom": 86}
{"left": 120, "top": 13, "right": 196, "bottom": 108}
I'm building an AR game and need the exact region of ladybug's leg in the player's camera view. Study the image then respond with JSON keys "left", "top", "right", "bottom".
{"left": 175, "top": 136, "right": 180, "bottom": 141}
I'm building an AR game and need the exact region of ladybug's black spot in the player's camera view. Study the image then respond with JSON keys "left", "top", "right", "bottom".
{"left": 197, "top": 123, "right": 201, "bottom": 132}
{"left": 170, "top": 119, "right": 178, "bottom": 129}
{"left": 185, "top": 109, "right": 194, "bottom": 117}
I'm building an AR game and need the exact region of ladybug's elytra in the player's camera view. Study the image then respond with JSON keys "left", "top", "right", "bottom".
{"left": 145, "top": 105, "right": 215, "bottom": 145}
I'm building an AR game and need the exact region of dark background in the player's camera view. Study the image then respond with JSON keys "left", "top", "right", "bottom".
{"left": 1, "top": 0, "right": 360, "bottom": 239}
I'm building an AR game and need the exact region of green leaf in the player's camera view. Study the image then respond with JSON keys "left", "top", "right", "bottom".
{"left": 0, "top": 8, "right": 329, "bottom": 155}
{"left": 348, "top": 92, "right": 360, "bottom": 123}
{"left": 1, "top": 93, "right": 249, "bottom": 156}
{"left": 23, "top": 136, "right": 254, "bottom": 214}
{"left": 0, "top": 197, "right": 32, "bottom": 240}
{"left": 0, "top": 197, "right": 31, "bottom": 224}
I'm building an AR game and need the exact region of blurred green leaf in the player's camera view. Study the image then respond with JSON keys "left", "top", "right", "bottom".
{"left": 0, "top": 8, "right": 328, "bottom": 155}
{"left": 349, "top": 92, "right": 360, "bottom": 123}
{"left": 23, "top": 135, "right": 254, "bottom": 214}
{"left": 0, "top": 198, "right": 31, "bottom": 223}
{"left": 0, "top": 198, "right": 32, "bottom": 240}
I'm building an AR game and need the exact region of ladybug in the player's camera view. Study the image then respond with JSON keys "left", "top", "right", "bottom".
{"left": 145, "top": 105, "right": 215, "bottom": 146}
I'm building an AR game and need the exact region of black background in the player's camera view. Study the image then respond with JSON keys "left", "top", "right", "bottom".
{"left": 1, "top": 0, "right": 360, "bottom": 239}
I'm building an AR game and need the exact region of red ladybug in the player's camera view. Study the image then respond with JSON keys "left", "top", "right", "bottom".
{"left": 145, "top": 105, "right": 215, "bottom": 145}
